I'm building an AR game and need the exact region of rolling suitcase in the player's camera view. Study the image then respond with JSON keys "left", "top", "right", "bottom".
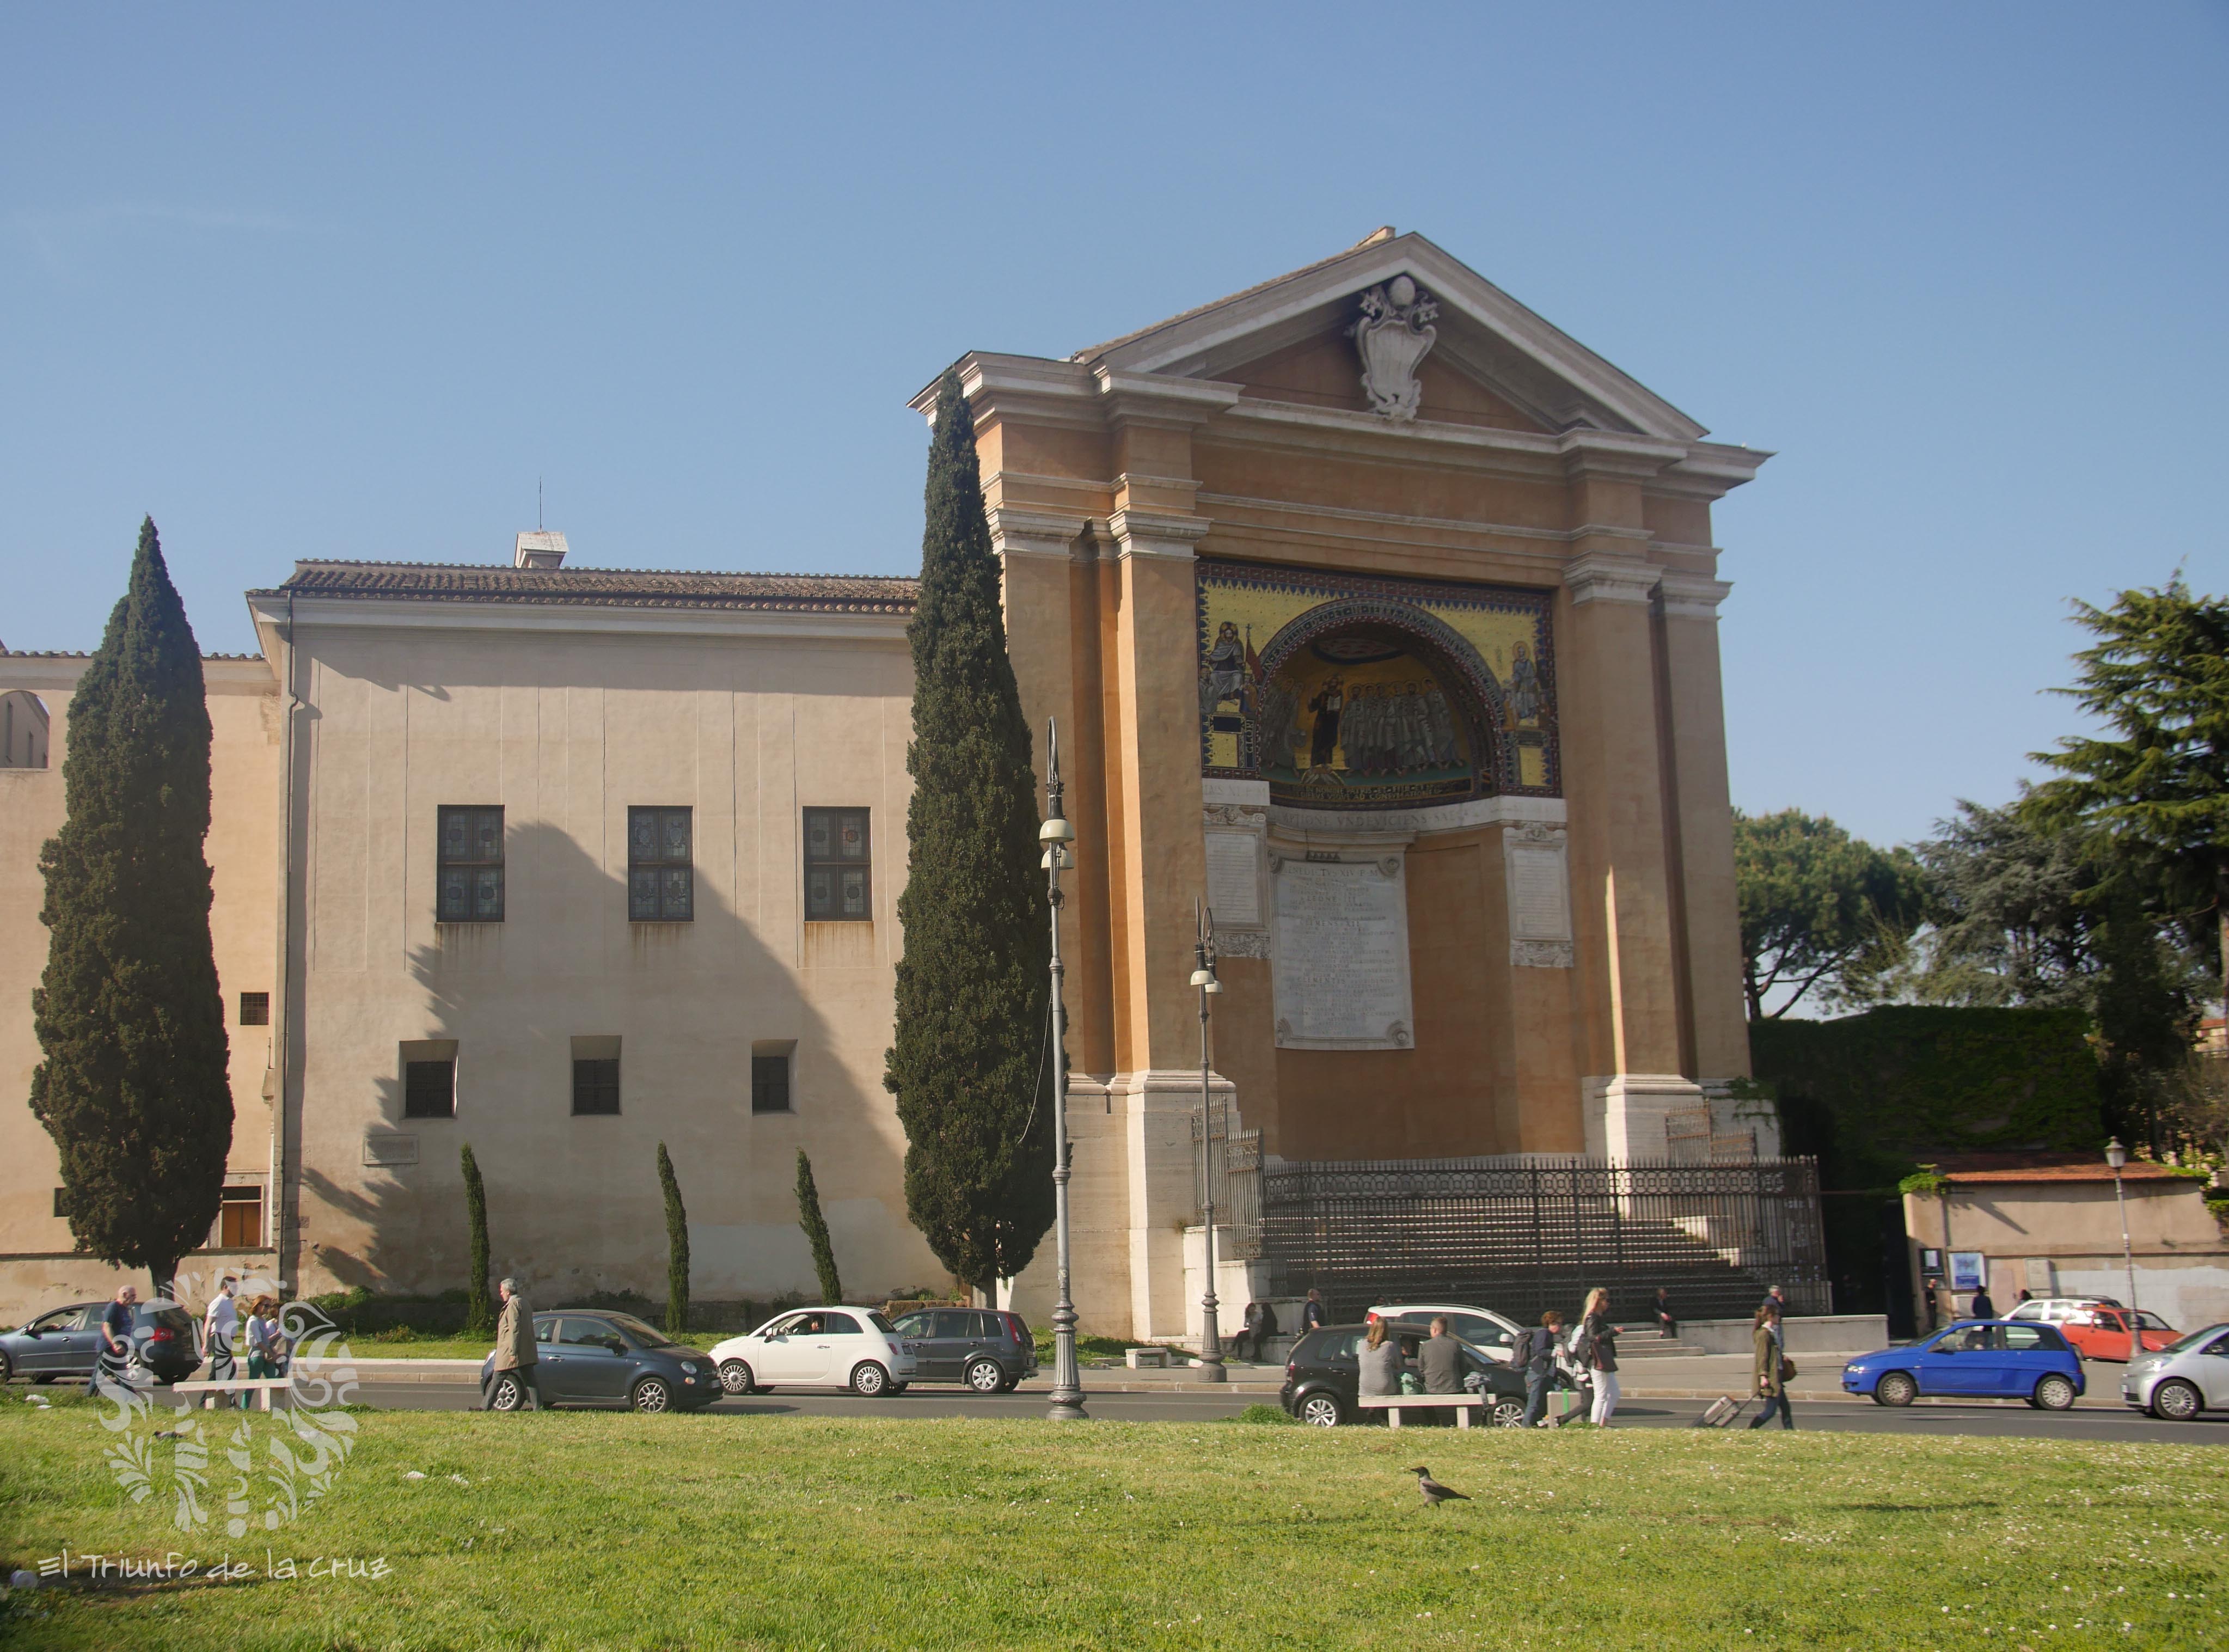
{"left": 1693, "top": 1394, "right": 1751, "bottom": 1428}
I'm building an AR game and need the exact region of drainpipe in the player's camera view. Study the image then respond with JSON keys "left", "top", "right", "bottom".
{"left": 271, "top": 590, "right": 303, "bottom": 1292}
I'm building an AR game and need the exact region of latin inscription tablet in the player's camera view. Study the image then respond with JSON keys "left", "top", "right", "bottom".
{"left": 1272, "top": 858, "right": 1414, "bottom": 1050}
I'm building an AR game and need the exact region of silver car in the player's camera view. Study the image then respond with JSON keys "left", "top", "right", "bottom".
{"left": 2120, "top": 1321, "right": 2229, "bottom": 1420}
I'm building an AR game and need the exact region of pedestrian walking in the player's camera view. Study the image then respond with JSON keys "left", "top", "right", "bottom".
{"left": 1578, "top": 1288, "right": 1620, "bottom": 1426}
{"left": 1969, "top": 1284, "right": 1997, "bottom": 1320}
{"left": 1748, "top": 1302, "right": 1795, "bottom": 1430}
{"left": 244, "top": 1295, "right": 285, "bottom": 1381}
{"left": 1758, "top": 1284, "right": 1789, "bottom": 1321}
{"left": 1357, "top": 1316, "right": 1403, "bottom": 1410}
{"left": 1519, "top": 1310, "right": 1564, "bottom": 1427}
{"left": 88, "top": 1284, "right": 136, "bottom": 1396}
{"left": 482, "top": 1277, "right": 546, "bottom": 1411}
{"left": 1301, "top": 1289, "right": 1326, "bottom": 1332}
{"left": 1653, "top": 1287, "right": 1677, "bottom": 1340}
{"left": 200, "top": 1275, "right": 241, "bottom": 1408}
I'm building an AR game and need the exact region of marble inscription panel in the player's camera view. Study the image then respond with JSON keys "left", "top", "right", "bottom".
{"left": 1272, "top": 858, "right": 1414, "bottom": 1050}
{"left": 1204, "top": 831, "right": 1262, "bottom": 927}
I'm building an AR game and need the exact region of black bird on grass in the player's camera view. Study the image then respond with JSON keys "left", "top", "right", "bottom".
{"left": 1405, "top": 1465, "right": 1469, "bottom": 1510}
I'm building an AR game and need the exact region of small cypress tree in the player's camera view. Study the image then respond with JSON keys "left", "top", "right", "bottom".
{"left": 657, "top": 1141, "right": 691, "bottom": 1337}
{"left": 30, "top": 518, "right": 232, "bottom": 1299}
{"left": 461, "top": 1143, "right": 492, "bottom": 1336}
{"left": 884, "top": 370, "right": 1056, "bottom": 1293}
{"left": 795, "top": 1150, "right": 844, "bottom": 1307}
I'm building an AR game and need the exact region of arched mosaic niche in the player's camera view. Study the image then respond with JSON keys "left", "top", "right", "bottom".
{"left": 1196, "top": 559, "right": 1559, "bottom": 806}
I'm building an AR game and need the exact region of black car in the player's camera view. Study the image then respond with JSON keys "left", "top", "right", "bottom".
{"left": 887, "top": 1307, "right": 1039, "bottom": 1392}
{"left": 0, "top": 1300, "right": 201, "bottom": 1386}
{"left": 1280, "top": 1321, "right": 1535, "bottom": 1427}
{"left": 477, "top": 1310, "right": 719, "bottom": 1412}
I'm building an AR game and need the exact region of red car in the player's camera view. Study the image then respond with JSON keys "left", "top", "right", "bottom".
{"left": 2062, "top": 1306, "right": 2178, "bottom": 1362}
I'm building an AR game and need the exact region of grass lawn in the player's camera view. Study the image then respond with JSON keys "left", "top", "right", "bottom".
{"left": 1, "top": 1390, "right": 2221, "bottom": 1650}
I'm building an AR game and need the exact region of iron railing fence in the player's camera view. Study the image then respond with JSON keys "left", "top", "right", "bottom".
{"left": 1191, "top": 1117, "right": 1264, "bottom": 1260}
{"left": 1258, "top": 1154, "right": 1829, "bottom": 1324}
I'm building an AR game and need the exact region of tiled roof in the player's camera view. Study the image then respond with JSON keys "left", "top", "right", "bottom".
{"left": 258, "top": 561, "right": 918, "bottom": 615}
{"left": 1932, "top": 1152, "right": 2191, "bottom": 1185}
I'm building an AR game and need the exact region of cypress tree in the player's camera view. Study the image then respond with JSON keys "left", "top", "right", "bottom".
{"left": 461, "top": 1143, "right": 492, "bottom": 1335}
{"left": 30, "top": 518, "right": 231, "bottom": 1300}
{"left": 657, "top": 1141, "right": 691, "bottom": 1337}
{"left": 794, "top": 1149, "right": 844, "bottom": 1307}
{"left": 884, "top": 369, "right": 1055, "bottom": 1294}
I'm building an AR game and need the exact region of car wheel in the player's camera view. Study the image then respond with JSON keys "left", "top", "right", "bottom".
{"left": 1489, "top": 1397, "right": 1527, "bottom": 1428}
{"left": 488, "top": 1373, "right": 525, "bottom": 1412}
{"left": 2152, "top": 1378, "right": 2203, "bottom": 1422}
{"left": 995, "top": 1375, "right": 1020, "bottom": 1393}
{"left": 1874, "top": 1371, "right": 1918, "bottom": 1408}
{"left": 631, "top": 1376, "right": 672, "bottom": 1413}
{"left": 964, "top": 1358, "right": 1005, "bottom": 1393}
{"left": 1297, "top": 1391, "right": 1344, "bottom": 1428}
{"left": 2032, "top": 1374, "right": 2077, "bottom": 1411}
{"left": 852, "top": 1362, "right": 890, "bottom": 1398}
{"left": 718, "top": 1360, "right": 756, "bottom": 1397}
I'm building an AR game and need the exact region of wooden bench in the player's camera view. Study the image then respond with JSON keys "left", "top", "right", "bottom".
{"left": 170, "top": 1376, "right": 292, "bottom": 1412}
{"left": 1356, "top": 1392, "right": 1487, "bottom": 1429}
{"left": 1125, "top": 1347, "right": 1174, "bottom": 1370}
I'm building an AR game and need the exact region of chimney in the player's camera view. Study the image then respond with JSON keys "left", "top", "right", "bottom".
{"left": 514, "top": 531, "right": 568, "bottom": 570}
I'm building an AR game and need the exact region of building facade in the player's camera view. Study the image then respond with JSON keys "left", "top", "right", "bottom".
{"left": 2, "top": 232, "right": 1769, "bottom": 1336}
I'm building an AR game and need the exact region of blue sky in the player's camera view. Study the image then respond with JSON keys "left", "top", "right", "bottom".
{"left": 4, "top": 4, "right": 2224, "bottom": 851}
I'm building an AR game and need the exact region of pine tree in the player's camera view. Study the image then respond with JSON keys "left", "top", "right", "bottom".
{"left": 461, "top": 1143, "right": 492, "bottom": 1336}
{"left": 657, "top": 1141, "right": 691, "bottom": 1337}
{"left": 30, "top": 518, "right": 232, "bottom": 1299}
{"left": 794, "top": 1149, "right": 845, "bottom": 1306}
{"left": 884, "top": 370, "right": 1055, "bottom": 1294}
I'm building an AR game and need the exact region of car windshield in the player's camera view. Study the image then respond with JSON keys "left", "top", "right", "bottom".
{"left": 2158, "top": 1323, "right": 2229, "bottom": 1355}
{"left": 599, "top": 1312, "right": 675, "bottom": 1349}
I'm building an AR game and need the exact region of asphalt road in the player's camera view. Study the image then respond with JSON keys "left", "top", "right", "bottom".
{"left": 343, "top": 1374, "right": 2229, "bottom": 1443}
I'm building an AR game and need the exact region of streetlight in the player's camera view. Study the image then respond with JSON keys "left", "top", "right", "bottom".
{"left": 1191, "top": 902, "right": 1226, "bottom": 1380}
{"left": 1040, "top": 722, "right": 1086, "bottom": 1422}
{"left": 2105, "top": 1137, "right": 2139, "bottom": 1314}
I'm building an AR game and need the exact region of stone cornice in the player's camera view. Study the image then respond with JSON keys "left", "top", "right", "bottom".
{"left": 1563, "top": 552, "right": 1659, "bottom": 607}
{"left": 985, "top": 505, "right": 1091, "bottom": 561}
{"left": 246, "top": 594, "right": 913, "bottom": 646}
{"left": 1266, "top": 793, "right": 1565, "bottom": 837}
{"left": 1656, "top": 572, "right": 1735, "bottom": 620}
{"left": 1108, "top": 509, "right": 1212, "bottom": 560}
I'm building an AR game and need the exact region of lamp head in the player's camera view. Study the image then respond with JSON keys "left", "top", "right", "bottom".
{"left": 1190, "top": 968, "right": 1216, "bottom": 988}
{"left": 1039, "top": 816, "right": 1076, "bottom": 845}
{"left": 2105, "top": 1137, "right": 2128, "bottom": 1170}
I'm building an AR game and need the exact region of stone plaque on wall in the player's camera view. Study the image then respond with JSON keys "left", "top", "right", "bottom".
{"left": 1204, "top": 831, "right": 1262, "bottom": 928}
{"left": 1504, "top": 823, "right": 1573, "bottom": 969}
{"left": 1271, "top": 856, "right": 1414, "bottom": 1050}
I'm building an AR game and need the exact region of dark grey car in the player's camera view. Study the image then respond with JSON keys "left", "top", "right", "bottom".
{"left": 477, "top": 1311, "right": 718, "bottom": 1412}
{"left": 887, "top": 1307, "right": 1038, "bottom": 1392}
{"left": 1, "top": 1300, "right": 201, "bottom": 1385}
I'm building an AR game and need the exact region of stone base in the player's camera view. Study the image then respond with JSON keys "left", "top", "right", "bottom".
{"left": 1582, "top": 1073, "right": 1709, "bottom": 1161}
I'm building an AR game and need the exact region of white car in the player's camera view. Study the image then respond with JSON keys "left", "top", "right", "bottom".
{"left": 709, "top": 1306, "right": 917, "bottom": 1398}
{"left": 2007, "top": 1296, "right": 2122, "bottom": 1325}
{"left": 1368, "top": 1302, "right": 1524, "bottom": 1362}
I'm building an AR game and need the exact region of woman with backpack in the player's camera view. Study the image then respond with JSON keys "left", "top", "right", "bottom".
{"left": 1576, "top": 1287, "right": 1620, "bottom": 1426}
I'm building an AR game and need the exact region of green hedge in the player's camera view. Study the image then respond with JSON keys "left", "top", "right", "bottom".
{"left": 1753, "top": 1005, "right": 2104, "bottom": 1188}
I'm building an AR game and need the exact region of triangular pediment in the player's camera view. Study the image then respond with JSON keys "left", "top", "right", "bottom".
{"left": 1074, "top": 230, "right": 1707, "bottom": 442}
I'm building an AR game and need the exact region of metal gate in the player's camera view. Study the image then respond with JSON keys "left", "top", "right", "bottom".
{"left": 1192, "top": 1117, "right": 1263, "bottom": 1261}
{"left": 1258, "top": 1154, "right": 1829, "bottom": 1322}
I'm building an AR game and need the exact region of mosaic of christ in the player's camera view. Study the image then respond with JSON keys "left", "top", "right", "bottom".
{"left": 1255, "top": 638, "right": 1479, "bottom": 807}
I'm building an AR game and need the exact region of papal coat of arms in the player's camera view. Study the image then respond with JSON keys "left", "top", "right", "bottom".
{"left": 1349, "top": 276, "right": 1439, "bottom": 421}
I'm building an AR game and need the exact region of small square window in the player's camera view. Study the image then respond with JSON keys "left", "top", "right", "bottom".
{"left": 751, "top": 1053, "right": 792, "bottom": 1115}
{"left": 239, "top": 992, "right": 270, "bottom": 1026}
{"left": 628, "top": 806, "right": 694, "bottom": 921}
{"left": 437, "top": 806, "right": 505, "bottom": 922}
{"left": 405, "top": 1060, "right": 456, "bottom": 1119}
{"left": 803, "top": 807, "right": 871, "bottom": 921}
{"left": 573, "top": 1058, "right": 621, "bottom": 1116}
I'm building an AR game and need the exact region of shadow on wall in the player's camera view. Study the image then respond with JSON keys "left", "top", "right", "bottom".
{"left": 296, "top": 817, "right": 917, "bottom": 1307}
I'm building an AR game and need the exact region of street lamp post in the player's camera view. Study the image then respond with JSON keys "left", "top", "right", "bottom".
{"left": 1191, "top": 902, "right": 1226, "bottom": 1380}
{"left": 1040, "top": 723, "right": 1086, "bottom": 1422}
{"left": 2105, "top": 1137, "right": 2139, "bottom": 1314}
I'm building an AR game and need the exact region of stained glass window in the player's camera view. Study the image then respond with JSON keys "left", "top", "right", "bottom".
{"left": 437, "top": 806, "right": 504, "bottom": 922}
{"left": 803, "top": 807, "right": 870, "bottom": 921}
{"left": 628, "top": 806, "right": 694, "bottom": 921}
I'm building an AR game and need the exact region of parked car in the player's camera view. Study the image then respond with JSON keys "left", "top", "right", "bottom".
{"left": 0, "top": 1300, "right": 200, "bottom": 1386}
{"left": 1281, "top": 1322, "right": 1534, "bottom": 1427}
{"left": 2121, "top": 1322, "right": 2229, "bottom": 1420}
{"left": 2061, "top": 1306, "right": 2178, "bottom": 1363}
{"left": 1841, "top": 1320, "right": 2085, "bottom": 1410}
{"left": 1366, "top": 1302, "right": 1524, "bottom": 1363}
{"left": 708, "top": 1306, "right": 917, "bottom": 1398}
{"left": 884, "top": 1307, "right": 1037, "bottom": 1392}
{"left": 477, "top": 1310, "right": 719, "bottom": 1412}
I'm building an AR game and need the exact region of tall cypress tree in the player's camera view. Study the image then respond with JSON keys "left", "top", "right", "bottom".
{"left": 30, "top": 518, "right": 232, "bottom": 1299}
{"left": 794, "top": 1149, "right": 844, "bottom": 1308}
{"left": 461, "top": 1143, "right": 493, "bottom": 1336}
{"left": 885, "top": 370, "right": 1055, "bottom": 1294}
{"left": 657, "top": 1141, "right": 691, "bottom": 1337}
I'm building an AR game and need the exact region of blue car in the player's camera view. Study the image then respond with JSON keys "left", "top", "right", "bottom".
{"left": 1843, "top": 1320, "right": 2085, "bottom": 1410}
